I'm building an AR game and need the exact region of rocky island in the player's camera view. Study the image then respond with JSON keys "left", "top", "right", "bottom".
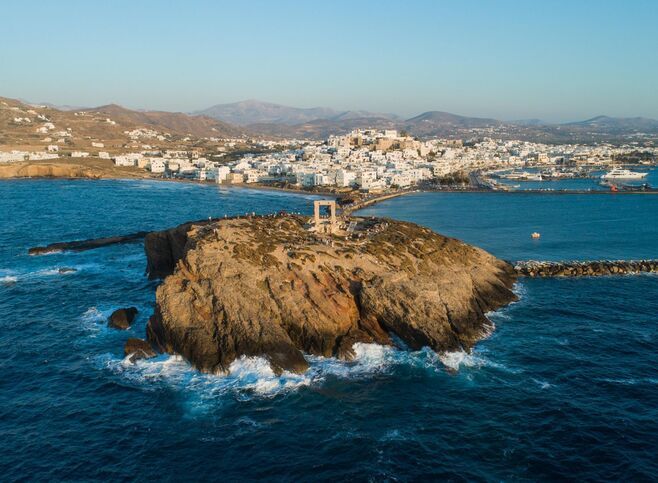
{"left": 141, "top": 205, "right": 517, "bottom": 374}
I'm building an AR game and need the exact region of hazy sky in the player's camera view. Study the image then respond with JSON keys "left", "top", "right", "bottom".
{"left": 2, "top": 0, "right": 657, "bottom": 121}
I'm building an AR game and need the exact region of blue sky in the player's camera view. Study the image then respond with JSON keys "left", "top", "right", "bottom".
{"left": 2, "top": 0, "right": 657, "bottom": 121}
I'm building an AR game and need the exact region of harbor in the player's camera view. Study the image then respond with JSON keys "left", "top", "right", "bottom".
{"left": 477, "top": 164, "right": 657, "bottom": 193}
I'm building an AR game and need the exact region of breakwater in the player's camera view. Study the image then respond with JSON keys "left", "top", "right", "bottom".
{"left": 343, "top": 190, "right": 414, "bottom": 215}
{"left": 28, "top": 231, "right": 150, "bottom": 255}
{"left": 515, "top": 259, "right": 658, "bottom": 277}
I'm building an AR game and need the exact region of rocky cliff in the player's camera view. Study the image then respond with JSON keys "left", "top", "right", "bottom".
{"left": 144, "top": 215, "right": 517, "bottom": 374}
{"left": 0, "top": 161, "right": 147, "bottom": 179}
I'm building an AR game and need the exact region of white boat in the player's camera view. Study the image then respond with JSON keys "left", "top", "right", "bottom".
{"left": 601, "top": 168, "right": 648, "bottom": 180}
{"left": 525, "top": 173, "right": 543, "bottom": 181}
{"left": 503, "top": 170, "right": 542, "bottom": 181}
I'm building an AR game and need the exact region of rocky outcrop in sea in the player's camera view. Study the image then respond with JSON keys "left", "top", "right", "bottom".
{"left": 143, "top": 215, "right": 517, "bottom": 374}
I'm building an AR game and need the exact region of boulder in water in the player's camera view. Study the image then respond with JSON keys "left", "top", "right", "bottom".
{"left": 108, "top": 307, "right": 138, "bottom": 330}
{"left": 124, "top": 338, "right": 156, "bottom": 362}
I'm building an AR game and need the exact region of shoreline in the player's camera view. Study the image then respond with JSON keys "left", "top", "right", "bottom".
{"left": 2, "top": 163, "right": 657, "bottom": 202}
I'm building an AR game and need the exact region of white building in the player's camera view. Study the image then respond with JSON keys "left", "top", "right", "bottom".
{"left": 149, "top": 159, "right": 166, "bottom": 173}
{"left": 336, "top": 169, "right": 356, "bottom": 187}
{"left": 215, "top": 166, "right": 231, "bottom": 184}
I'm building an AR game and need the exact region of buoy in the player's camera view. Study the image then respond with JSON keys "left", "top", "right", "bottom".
{"left": 531, "top": 232, "right": 541, "bottom": 239}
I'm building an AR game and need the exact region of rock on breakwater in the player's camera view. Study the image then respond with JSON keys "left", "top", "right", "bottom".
{"left": 515, "top": 260, "right": 658, "bottom": 278}
{"left": 143, "top": 214, "right": 517, "bottom": 375}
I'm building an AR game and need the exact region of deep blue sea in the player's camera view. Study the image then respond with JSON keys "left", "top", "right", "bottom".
{"left": 1, "top": 179, "right": 657, "bottom": 481}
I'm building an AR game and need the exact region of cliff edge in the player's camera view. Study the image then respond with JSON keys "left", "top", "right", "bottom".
{"left": 144, "top": 215, "right": 517, "bottom": 374}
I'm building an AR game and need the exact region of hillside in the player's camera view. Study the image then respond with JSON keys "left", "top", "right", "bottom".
{"left": 563, "top": 115, "right": 658, "bottom": 132}
{"left": 247, "top": 115, "right": 399, "bottom": 139}
{"left": 0, "top": 97, "right": 245, "bottom": 154}
{"left": 402, "top": 111, "right": 502, "bottom": 137}
{"left": 82, "top": 104, "right": 244, "bottom": 138}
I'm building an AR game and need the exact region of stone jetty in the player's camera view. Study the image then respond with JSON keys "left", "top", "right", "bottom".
{"left": 514, "top": 260, "right": 658, "bottom": 278}
{"left": 29, "top": 231, "right": 150, "bottom": 255}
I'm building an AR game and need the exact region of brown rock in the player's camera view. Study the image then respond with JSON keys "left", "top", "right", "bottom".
{"left": 145, "top": 215, "right": 517, "bottom": 375}
{"left": 124, "top": 338, "right": 156, "bottom": 362}
{"left": 108, "top": 307, "right": 138, "bottom": 330}
{"left": 144, "top": 219, "right": 212, "bottom": 279}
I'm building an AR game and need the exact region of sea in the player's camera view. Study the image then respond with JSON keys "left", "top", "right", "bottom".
{"left": 1, "top": 179, "right": 657, "bottom": 481}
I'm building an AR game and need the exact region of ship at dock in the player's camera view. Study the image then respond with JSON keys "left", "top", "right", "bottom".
{"left": 600, "top": 167, "right": 648, "bottom": 180}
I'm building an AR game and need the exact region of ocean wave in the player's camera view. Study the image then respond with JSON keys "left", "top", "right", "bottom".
{"left": 0, "top": 275, "right": 18, "bottom": 285}
{"left": 81, "top": 306, "right": 114, "bottom": 323}
{"left": 598, "top": 377, "right": 658, "bottom": 386}
{"left": 96, "top": 342, "right": 514, "bottom": 404}
{"left": 97, "top": 353, "right": 313, "bottom": 401}
{"left": 531, "top": 378, "right": 553, "bottom": 389}
{"left": 512, "top": 280, "right": 528, "bottom": 298}
{"left": 79, "top": 307, "right": 113, "bottom": 335}
{"left": 2, "top": 263, "right": 104, "bottom": 283}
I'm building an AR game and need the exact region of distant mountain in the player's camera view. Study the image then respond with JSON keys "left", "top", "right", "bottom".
{"left": 405, "top": 111, "right": 500, "bottom": 126}
{"left": 19, "top": 99, "right": 88, "bottom": 111}
{"left": 511, "top": 118, "right": 548, "bottom": 126}
{"left": 562, "top": 115, "right": 658, "bottom": 132}
{"left": 83, "top": 104, "right": 244, "bottom": 138}
{"left": 247, "top": 116, "right": 399, "bottom": 140}
{"left": 195, "top": 100, "right": 399, "bottom": 126}
{"left": 400, "top": 111, "right": 501, "bottom": 138}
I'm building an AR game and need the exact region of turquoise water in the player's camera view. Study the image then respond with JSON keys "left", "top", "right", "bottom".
{"left": 1, "top": 180, "right": 657, "bottom": 481}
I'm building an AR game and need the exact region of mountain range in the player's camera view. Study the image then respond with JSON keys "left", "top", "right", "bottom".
{"left": 194, "top": 99, "right": 400, "bottom": 126}
{"left": 195, "top": 100, "right": 658, "bottom": 142}
{"left": 4, "top": 96, "right": 658, "bottom": 147}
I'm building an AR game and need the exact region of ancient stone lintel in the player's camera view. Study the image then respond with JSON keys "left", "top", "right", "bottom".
{"left": 313, "top": 200, "right": 338, "bottom": 234}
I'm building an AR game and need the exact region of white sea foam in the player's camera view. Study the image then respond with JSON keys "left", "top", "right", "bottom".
{"left": 532, "top": 378, "right": 553, "bottom": 389}
{"left": 512, "top": 280, "right": 527, "bottom": 298}
{"left": 96, "top": 340, "right": 514, "bottom": 406}
{"left": 81, "top": 306, "right": 112, "bottom": 323}
{"left": 0, "top": 275, "right": 18, "bottom": 285}
{"left": 599, "top": 377, "right": 658, "bottom": 386}
{"left": 438, "top": 348, "right": 518, "bottom": 373}
{"left": 36, "top": 268, "right": 62, "bottom": 276}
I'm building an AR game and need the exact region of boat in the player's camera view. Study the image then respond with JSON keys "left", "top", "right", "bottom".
{"left": 600, "top": 168, "right": 648, "bottom": 180}
{"left": 502, "top": 170, "right": 542, "bottom": 181}
{"left": 525, "top": 173, "right": 543, "bottom": 181}
{"left": 531, "top": 232, "right": 541, "bottom": 239}
{"left": 503, "top": 170, "right": 528, "bottom": 180}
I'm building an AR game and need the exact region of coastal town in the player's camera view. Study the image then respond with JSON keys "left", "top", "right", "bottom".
{"left": 1, "top": 97, "right": 657, "bottom": 193}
